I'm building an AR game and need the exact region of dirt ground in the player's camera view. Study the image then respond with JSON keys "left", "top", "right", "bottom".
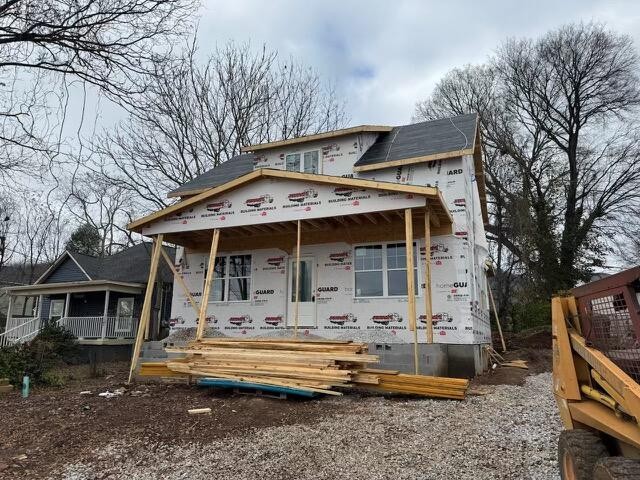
{"left": 0, "top": 334, "right": 554, "bottom": 480}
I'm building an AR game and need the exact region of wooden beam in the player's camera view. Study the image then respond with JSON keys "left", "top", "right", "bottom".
{"left": 379, "top": 212, "right": 392, "bottom": 223}
{"left": 128, "top": 234, "right": 163, "bottom": 384}
{"left": 430, "top": 211, "right": 441, "bottom": 228}
{"left": 160, "top": 247, "right": 199, "bottom": 316}
{"left": 196, "top": 229, "right": 220, "bottom": 340}
{"left": 349, "top": 215, "right": 362, "bottom": 225}
{"left": 405, "top": 209, "right": 418, "bottom": 375}
{"left": 424, "top": 208, "right": 433, "bottom": 344}
{"left": 352, "top": 147, "right": 475, "bottom": 172}
{"left": 363, "top": 213, "right": 378, "bottom": 224}
{"left": 334, "top": 216, "right": 349, "bottom": 226}
{"left": 294, "top": 220, "right": 301, "bottom": 337}
{"left": 488, "top": 286, "right": 506, "bottom": 352}
{"left": 304, "top": 219, "right": 323, "bottom": 229}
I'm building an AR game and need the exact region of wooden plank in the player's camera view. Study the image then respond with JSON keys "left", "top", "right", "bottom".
{"left": 405, "top": 209, "right": 419, "bottom": 375}
{"left": 551, "top": 297, "right": 581, "bottom": 400}
{"left": 352, "top": 147, "right": 476, "bottom": 173}
{"left": 160, "top": 246, "right": 199, "bottom": 316}
{"left": 488, "top": 286, "right": 506, "bottom": 352}
{"left": 196, "top": 229, "right": 220, "bottom": 340}
{"left": 424, "top": 207, "right": 433, "bottom": 344}
{"left": 128, "top": 234, "right": 163, "bottom": 384}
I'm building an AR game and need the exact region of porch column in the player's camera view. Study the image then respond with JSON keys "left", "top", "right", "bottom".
{"left": 6, "top": 294, "right": 13, "bottom": 325}
{"left": 101, "top": 290, "right": 110, "bottom": 339}
{"left": 196, "top": 229, "right": 220, "bottom": 340}
{"left": 293, "top": 220, "right": 301, "bottom": 337}
{"left": 64, "top": 293, "right": 71, "bottom": 318}
{"left": 424, "top": 207, "right": 433, "bottom": 344}
{"left": 128, "top": 234, "right": 164, "bottom": 384}
{"left": 405, "top": 209, "right": 419, "bottom": 375}
{"left": 37, "top": 294, "right": 44, "bottom": 320}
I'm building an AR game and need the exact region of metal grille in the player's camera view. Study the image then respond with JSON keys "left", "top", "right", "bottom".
{"left": 584, "top": 292, "right": 640, "bottom": 382}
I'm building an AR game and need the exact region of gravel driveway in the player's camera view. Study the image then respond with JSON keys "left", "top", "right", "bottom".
{"left": 55, "top": 373, "right": 561, "bottom": 480}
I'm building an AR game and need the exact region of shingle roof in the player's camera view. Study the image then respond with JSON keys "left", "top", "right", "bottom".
{"left": 353, "top": 113, "right": 478, "bottom": 169}
{"left": 168, "top": 154, "right": 256, "bottom": 198}
{"left": 68, "top": 243, "right": 175, "bottom": 284}
{"left": 166, "top": 113, "right": 478, "bottom": 197}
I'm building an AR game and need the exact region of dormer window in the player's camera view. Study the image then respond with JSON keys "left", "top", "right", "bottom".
{"left": 285, "top": 150, "right": 319, "bottom": 174}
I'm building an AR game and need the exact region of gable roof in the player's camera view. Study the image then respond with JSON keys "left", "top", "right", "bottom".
{"left": 352, "top": 113, "right": 478, "bottom": 171}
{"left": 239, "top": 125, "right": 393, "bottom": 153}
{"left": 168, "top": 154, "right": 256, "bottom": 198}
{"left": 35, "top": 243, "right": 175, "bottom": 286}
{"left": 128, "top": 168, "right": 453, "bottom": 233}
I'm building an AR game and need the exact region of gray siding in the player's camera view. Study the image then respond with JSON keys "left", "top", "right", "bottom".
{"left": 43, "top": 258, "right": 88, "bottom": 284}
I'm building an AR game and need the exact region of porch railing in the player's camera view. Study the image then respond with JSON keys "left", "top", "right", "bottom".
{"left": 0, "top": 317, "right": 41, "bottom": 347}
{"left": 0, "top": 316, "right": 139, "bottom": 346}
{"left": 58, "top": 316, "right": 139, "bottom": 339}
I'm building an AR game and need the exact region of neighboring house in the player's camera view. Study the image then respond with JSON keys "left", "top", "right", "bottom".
{"left": 0, "top": 244, "right": 174, "bottom": 353}
{"left": 128, "top": 113, "right": 491, "bottom": 377}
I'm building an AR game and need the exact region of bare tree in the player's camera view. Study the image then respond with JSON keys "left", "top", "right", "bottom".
{"left": 92, "top": 41, "right": 347, "bottom": 210}
{"left": 65, "top": 172, "right": 136, "bottom": 256}
{"left": 0, "top": 0, "right": 198, "bottom": 178}
{"left": 415, "top": 23, "right": 640, "bottom": 297}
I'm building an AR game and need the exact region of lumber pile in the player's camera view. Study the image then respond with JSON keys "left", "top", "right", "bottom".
{"left": 356, "top": 368, "right": 469, "bottom": 400}
{"left": 138, "top": 338, "right": 469, "bottom": 399}
{"left": 157, "top": 338, "right": 378, "bottom": 396}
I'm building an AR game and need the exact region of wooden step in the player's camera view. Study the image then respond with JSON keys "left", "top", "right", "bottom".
{"left": 0, "top": 378, "right": 10, "bottom": 386}
{"left": 0, "top": 384, "right": 13, "bottom": 394}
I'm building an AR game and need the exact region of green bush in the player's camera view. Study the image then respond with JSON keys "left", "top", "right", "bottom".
{"left": 0, "top": 323, "right": 79, "bottom": 386}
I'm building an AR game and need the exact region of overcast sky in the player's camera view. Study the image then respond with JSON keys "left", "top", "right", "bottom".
{"left": 191, "top": 0, "right": 640, "bottom": 126}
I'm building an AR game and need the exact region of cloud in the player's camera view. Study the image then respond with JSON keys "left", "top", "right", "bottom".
{"left": 198, "top": 0, "right": 640, "bottom": 125}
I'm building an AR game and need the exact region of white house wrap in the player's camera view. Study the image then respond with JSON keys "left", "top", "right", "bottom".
{"left": 128, "top": 113, "right": 491, "bottom": 376}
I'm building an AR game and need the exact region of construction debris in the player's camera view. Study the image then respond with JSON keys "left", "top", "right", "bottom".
{"left": 188, "top": 407, "right": 211, "bottom": 415}
{"left": 139, "top": 338, "right": 469, "bottom": 400}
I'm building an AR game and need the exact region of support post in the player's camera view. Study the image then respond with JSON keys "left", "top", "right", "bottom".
{"left": 405, "top": 209, "right": 419, "bottom": 374}
{"left": 64, "top": 292, "right": 70, "bottom": 318}
{"left": 6, "top": 295, "right": 13, "bottom": 326}
{"left": 196, "top": 229, "right": 220, "bottom": 341}
{"left": 424, "top": 208, "right": 433, "bottom": 343}
{"left": 294, "top": 220, "right": 301, "bottom": 337}
{"left": 488, "top": 286, "right": 506, "bottom": 352}
{"left": 37, "top": 294, "right": 44, "bottom": 320}
{"left": 128, "top": 234, "right": 163, "bottom": 384}
{"left": 101, "top": 290, "right": 110, "bottom": 339}
{"left": 161, "top": 247, "right": 199, "bottom": 316}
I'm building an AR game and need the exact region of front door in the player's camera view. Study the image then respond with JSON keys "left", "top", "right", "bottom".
{"left": 288, "top": 257, "right": 316, "bottom": 327}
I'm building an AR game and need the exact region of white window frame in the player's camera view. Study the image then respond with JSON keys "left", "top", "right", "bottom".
{"left": 285, "top": 149, "right": 320, "bottom": 174}
{"left": 206, "top": 254, "right": 253, "bottom": 303}
{"left": 115, "top": 297, "right": 135, "bottom": 333}
{"left": 49, "top": 299, "right": 65, "bottom": 320}
{"left": 353, "top": 241, "right": 421, "bottom": 299}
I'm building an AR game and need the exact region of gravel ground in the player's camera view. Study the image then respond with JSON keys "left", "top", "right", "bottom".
{"left": 54, "top": 372, "right": 561, "bottom": 480}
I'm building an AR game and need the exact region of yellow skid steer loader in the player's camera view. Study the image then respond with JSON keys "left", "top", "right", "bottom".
{"left": 553, "top": 267, "right": 640, "bottom": 479}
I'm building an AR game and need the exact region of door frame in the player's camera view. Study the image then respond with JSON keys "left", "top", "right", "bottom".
{"left": 287, "top": 256, "right": 317, "bottom": 327}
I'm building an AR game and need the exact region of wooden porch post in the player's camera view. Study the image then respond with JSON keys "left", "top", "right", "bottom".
{"left": 37, "top": 294, "right": 44, "bottom": 322}
{"left": 424, "top": 207, "right": 434, "bottom": 344}
{"left": 64, "top": 292, "right": 71, "bottom": 318}
{"left": 128, "top": 234, "right": 163, "bottom": 384}
{"left": 101, "top": 290, "right": 110, "bottom": 339}
{"left": 405, "top": 209, "right": 419, "bottom": 375}
{"left": 161, "top": 247, "right": 199, "bottom": 316}
{"left": 294, "top": 220, "right": 301, "bottom": 338}
{"left": 196, "top": 229, "right": 220, "bottom": 341}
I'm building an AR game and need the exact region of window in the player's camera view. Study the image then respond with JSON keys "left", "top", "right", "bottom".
{"left": 206, "top": 254, "right": 252, "bottom": 302}
{"left": 286, "top": 150, "right": 319, "bottom": 173}
{"left": 354, "top": 243, "right": 418, "bottom": 297}
{"left": 49, "top": 299, "right": 65, "bottom": 320}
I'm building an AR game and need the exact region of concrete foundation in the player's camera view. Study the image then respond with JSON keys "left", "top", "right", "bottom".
{"left": 76, "top": 344, "right": 133, "bottom": 364}
{"left": 368, "top": 343, "right": 489, "bottom": 378}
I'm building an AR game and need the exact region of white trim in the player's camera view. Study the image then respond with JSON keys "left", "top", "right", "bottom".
{"left": 65, "top": 251, "right": 94, "bottom": 281}
{"left": 352, "top": 240, "right": 421, "bottom": 299}
{"left": 6, "top": 280, "right": 144, "bottom": 295}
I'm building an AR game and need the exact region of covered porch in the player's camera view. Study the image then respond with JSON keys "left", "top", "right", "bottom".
{"left": 2, "top": 280, "right": 143, "bottom": 346}
{"left": 126, "top": 170, "right": 454, "bottom": 381}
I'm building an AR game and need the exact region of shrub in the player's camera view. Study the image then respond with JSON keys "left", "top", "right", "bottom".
{"left": 0, "top": 324, "right": 79, "bottom": 386}
{"left": 510, "top": 300, "right": 552, "bottom": 333}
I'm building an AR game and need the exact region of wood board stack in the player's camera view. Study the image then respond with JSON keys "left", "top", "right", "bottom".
{"left": 138, "top": 338, "right": 469, "bottom": 400}
{"left": 158, "top": 338, "right": 379, "bottom": 396}
{"left": 356, "top": 368, "right": 469, "bottom": 400}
